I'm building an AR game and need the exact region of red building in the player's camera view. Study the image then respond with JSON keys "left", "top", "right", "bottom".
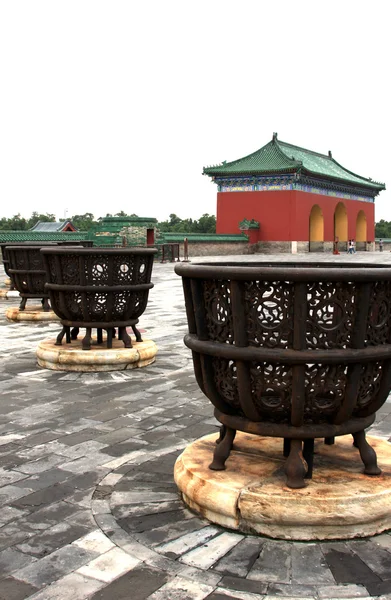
{"left": 204, "top": 134, "right": 385, "bottom": 252}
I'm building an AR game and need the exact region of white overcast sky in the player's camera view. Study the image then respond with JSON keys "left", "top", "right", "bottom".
{"left": 0, "top": 1, "right": 389, "bottom": 223}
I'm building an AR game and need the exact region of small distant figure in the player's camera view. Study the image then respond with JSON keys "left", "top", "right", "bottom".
{"left": 379, "top": 238, "right": 384, "bottom": 252}
{"left": 348, "top": 239, "right": 355, "bottom": 254}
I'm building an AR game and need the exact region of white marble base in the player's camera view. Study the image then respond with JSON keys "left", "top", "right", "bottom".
{"left": 36, "top": 336, "right": 158, "bottom": 372}
{"left": 0, "top": 289, "right": 20, "bottom": 299}
{"left": 175, "top": 432, "right": 391, "bottom": 540}
{"left": 6, "top": 306, "right": 59, "bottom": 322}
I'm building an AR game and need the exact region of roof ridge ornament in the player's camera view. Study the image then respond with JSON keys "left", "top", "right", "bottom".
{"left": 273, "top": 132, "right": 278, "bottom": 141}
{"left": 328, "top": 150, "right": 332, "bottom": 158}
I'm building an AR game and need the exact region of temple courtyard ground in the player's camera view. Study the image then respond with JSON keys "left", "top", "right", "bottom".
{"left": 0, "top": 253, "right": 391, "bottom": 600}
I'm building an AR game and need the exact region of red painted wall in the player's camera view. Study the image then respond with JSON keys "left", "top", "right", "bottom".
{"left": 216, "top": 190, "right": 375, "bottom": 241}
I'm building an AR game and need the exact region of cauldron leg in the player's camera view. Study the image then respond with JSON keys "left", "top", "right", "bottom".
{"left": 42, "top": 298, "right": 50, "bottom": 312}
{"left": 19, "top": 297, "right": 27, "bottom": 311}
{"left": 106, "top": 328, "right": 113, "bottom": 349}
{"left": 216, "top": 425, "right": 226, "bottom": 444}
{"left": 65, "top": 327, "right": 71, "bottom": 343}
{"left": 285, "top": 439, "right": 307, "bottom": 489}
{"left": 97, "top": 328, "right": 103, "bottom": 344}
{"left": 55, "top": 326, "right": 67, "bottom": 346}
{"left": 119, "top": 326, "right": 132, "bottom": 348}
{"left": 132, "top": 325, "right": 143, "bottom": 343}
{"left": 82, "top": 327, "right": 92, "bottom": 350}
{"left": 325, "top": 436, "right": 335, "bottom": 445}
{"left": 71, "top": 327, "right": 79, "bottom": 340}
{"left": 352, "top": 430, "right": 381, "bottom": 476}
{"left": 303, "top": 438, "right": 314, "bottom": 479}
{"left": 209, "top": 426, "right": 236, "bottom": 471}
{"left": 283, "top": 438, "right": 291, "bottom": 457}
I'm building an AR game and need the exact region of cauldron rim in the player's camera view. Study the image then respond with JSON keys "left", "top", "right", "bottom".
{"left": 175, "top": 261, "right": 391, "bottom": 282}
{"left": 40, "top": 247, "right": 158, "bottom": 256}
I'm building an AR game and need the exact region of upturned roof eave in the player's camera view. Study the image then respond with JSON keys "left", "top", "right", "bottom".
{"left": 327, "top": 158, "right": 386, "bottom": 191}
{"left": 300, "top": 166, "right": 385, "bottom": 192}
{"left": 203, "top": 138, "right": 300, "bottom": 176}
{"left": 203, "top": 166, "right": 299, "bottom": 177}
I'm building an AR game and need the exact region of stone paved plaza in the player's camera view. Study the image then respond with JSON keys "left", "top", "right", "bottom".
{"left": 1, "top": 253, "right": 391, "bottom": 600}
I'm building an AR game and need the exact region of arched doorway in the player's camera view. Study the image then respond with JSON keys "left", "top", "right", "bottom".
{"left": 356, "top": 210, "right": 367, "bottom": 244}
{"left": 309, "top": 205, "right": 324, "bottom": 252}
{"left": 334, "top": 202, "right": 348, "bottom": 249}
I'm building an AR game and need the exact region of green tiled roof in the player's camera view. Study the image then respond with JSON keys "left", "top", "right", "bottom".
{"left": 204, "top": 134, "right": 385, "bottom": 191}
{"left": 30, "top": 220, "right": 77, "bottom": 232}
{"left": 0, "top": 231, "right": 87, "bottom": 242}
{"left": 160, "top": 233, "right": 248, "bottom": 243}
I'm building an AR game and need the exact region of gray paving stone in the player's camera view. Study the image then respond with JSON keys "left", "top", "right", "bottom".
{"left": 0, "top": 504, "right": 27, "bottom": 526}
{"left": 15, "top": 521, "right": 90, "bottom": 558}
{"left": 349, "top": 540, "right": 391, "bottom": 579}
{"left": 135, "top": 517, "right": 205, "bottom": 547}
{"left": 12, "top": 467, "right": 75, "bottom": 491}
{"left": 15, "top": 454, "right": 67, "bottom": 475}
{"left": 0, "top": 484, "right": 34, "bottom": 505}
{"left": 155, "top": 525, "right": 220, "bottom": 557}
{"left": 146, "top": 575, "right": 214, "bottom": 599}
{"left": 317, "top": 583, "right": 372, "bottom": 597}
{"left": 0, "top": 522, "right": 36, "bottom": 551}
{"left": 179, "top": 532, "right": 244, "bottom": 569}
{"left": 20, "top": 572, "right": 105, "bottom": 599}
{"left": 213, "top": 537, "right": 263, "bottom": 577}
{"left": 0, "top": 577, "right": 39, "bottom": 600}
{"left": 0, "top": 547, "right": 37, "bottom": 577}
{"left": 322, "top": 543, "right": 382, "bottom": 585}
{"left": 13, "top": 543, "right": 99, "bottom": 587}
{"left": 291, "top": 543, "right": 335, "bottom": 585}
{"left": 0, "top": 468, "right": 29, "bottom": 487}
{"left": 88, "top": 566, "right": 170, "bottom": 600}
{"left": 267, "top": 583, "right": 318, "bottom": 597}
{"left": 248, "top": 540, "right": 291, "bottom": 584}
{"left": 10, "top": 482, "right": 76, "bottom": 510}
{"left": 220, "top": 575, "right": 268, "bottom": 595}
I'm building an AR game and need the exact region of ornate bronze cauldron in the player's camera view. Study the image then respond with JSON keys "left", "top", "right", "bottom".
{"left": 175, "top": 261, "right": 391, "bottom": 488}
{"left": 6, "top": 244, "right": 60, "bottom": 310}
{"left": 41, "top": 247, "right": 157, "bottom": 350}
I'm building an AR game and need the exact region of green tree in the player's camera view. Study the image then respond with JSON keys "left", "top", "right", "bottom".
{"left": 71, "top": 213, "right": 96, "bottom": 231}
{"left": 157, "top": 213, "right": 216, "bottom": 234}
{"left": 27, "top": 212, "right": 56, "bottom": 229}
{"left": 375, "top": 220, "right": 391, "bottom": 238}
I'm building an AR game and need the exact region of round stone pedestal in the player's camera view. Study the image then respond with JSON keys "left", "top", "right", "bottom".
{"left": 174, "top": 432, "right": 391, "bottom": 540}
{"left": 0, "top": 288, "right": 19, "bottom": 299}
{"left": 6, "top": 306, "right": 59, "bottom": 322}
{"left": 36, "top": 337, "right": 157, "bottom": 372}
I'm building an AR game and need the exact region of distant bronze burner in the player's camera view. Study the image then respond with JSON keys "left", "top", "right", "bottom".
{"left": 6, "top": 245, "right": 57, "bottom": 310}
{"left": 41, "top": 247, "right": 157, "bottom": 350}
{"left": 175, "top": 261, "right": 391, "bottom": 488}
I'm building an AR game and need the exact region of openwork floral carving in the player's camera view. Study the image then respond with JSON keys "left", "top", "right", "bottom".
{"left": 306, "top": 281, "right": 356, "bottom": 349}
{"left": 250, "top": 361, "right": 292, "bottom": 422}
{"left": 366, "top": 282, "right": 391, "bottom": 346}
{"left": 245, "top": 280, "right": 293, "bottom": 348}
{"left": 355, "top": 362, "right": 383, "bottom": 410}
{"left": 212, "top": 357, "right": 240, "bottom": 410}
{"left": 203, "top": 280, "right": 234, "bottom": 344}
{"left": 304, "top": 363, "right": 347, "bottom": 423}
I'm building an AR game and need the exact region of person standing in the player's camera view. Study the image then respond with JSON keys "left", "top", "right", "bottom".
{"left": 379, "top": 238, "right": 384, "bottom": 252}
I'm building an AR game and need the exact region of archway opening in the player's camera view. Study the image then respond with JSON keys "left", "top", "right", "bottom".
{"left": 356, "top": 210, "right": 367, "bottom": 242}
{"left": 309, "top": 205, "right": 324, "bottom": 242}
{"left": 334, "top": 202, "right": 348, "bottom": 242}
